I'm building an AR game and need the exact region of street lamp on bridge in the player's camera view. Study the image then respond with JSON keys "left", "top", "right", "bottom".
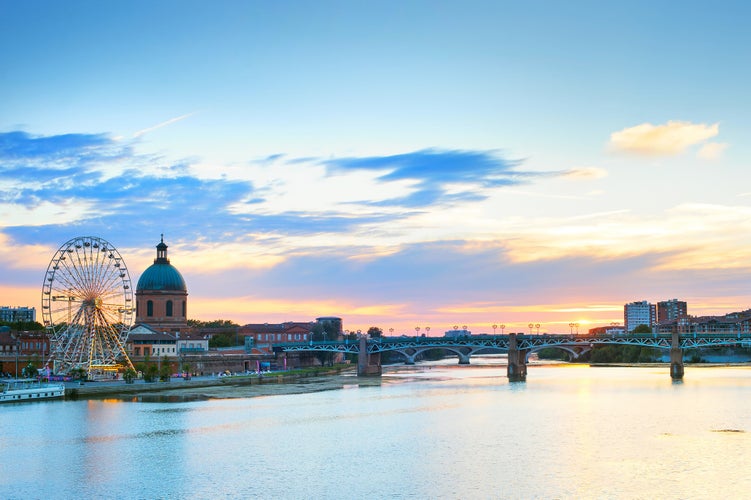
{"left": 415, "top": 326, "right": 420, "bottom": 337}
{"left": 500, "top": 324, "right": 505, "bottom": 335}
{"left": 528, "top": 323, "right": 534, "bottom": 335}
{"left": 535, "top": 324, "right": 540, "bottom": 335}
{"left": 425, "top": 326, "right": 430, "bottom": 337}
{"left": 492, "top": 324, "right": 497, "bottom": 335}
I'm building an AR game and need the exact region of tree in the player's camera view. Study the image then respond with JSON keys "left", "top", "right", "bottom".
{"left": 159, "top": 356, "right": 172, "bottom": 382}
{"left": 69, "top": 367, "right": 87, "bottom": 381}
{"left": 144, "top": 363, "right": 158, "bottom": 383}
{"left": 123, "top": 368, "right": 137, "bottom": 384}
{"left": 209, "top": 333, "right": 233, "bottom": 348}
{"left": 187, "top": 319, "right": 239, "bottom": 328}
{"left": 1, "top": 320, "right": 45, "bottom": 331}
{"left": 367, "top": 327, "right": 383, "bottom": 339}
{"left": 22, "top": 362, "right": 38, "bottom": 379}
{"left": 632, "top": 324, "right": 652, "bottom": 334}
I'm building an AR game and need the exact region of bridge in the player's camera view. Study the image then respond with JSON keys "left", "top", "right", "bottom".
{"left": 281, "top": 332, "right": 751, "bottom": 381}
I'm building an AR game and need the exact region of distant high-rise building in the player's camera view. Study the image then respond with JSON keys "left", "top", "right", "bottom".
{"left": 657, "top": 299, "right": 687, "bottom": 323}
{"left": 624, "top": 300, "right": 656, "bottom": 332}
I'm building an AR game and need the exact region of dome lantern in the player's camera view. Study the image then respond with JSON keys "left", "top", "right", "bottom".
{"left": 136, "top": 236, "right": 187, "bottom": 292}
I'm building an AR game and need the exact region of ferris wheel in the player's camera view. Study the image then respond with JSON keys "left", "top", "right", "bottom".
{"left": 41, "top": 236, "right": 135, "bottom": 375}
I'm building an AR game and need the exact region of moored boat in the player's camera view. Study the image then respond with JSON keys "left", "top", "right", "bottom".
{"left": 0, "top": 379, "right": 65, "bottom": 403}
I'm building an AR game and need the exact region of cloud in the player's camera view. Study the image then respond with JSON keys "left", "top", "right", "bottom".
{"left": 2, "top": 131, "right": 554, "bottom": 258}
{"left": 0, "top": 131, "right": 114, "bottom": 160}
{"left": 609, "top": 121, "right": 719, "bottom": 156}
{"left": 562, "top": 167, "right": 608, "bottom": 179}
{"left": 324, "top": 148, "right": 537, "bottom": 207}
{"left": 697, "top": 142, "right": 728, "bottom": 160}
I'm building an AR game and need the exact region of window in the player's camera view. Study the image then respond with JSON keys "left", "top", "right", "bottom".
{"left": 182, "top": 300, "right": 186, "bottom": 317}
{"left": 147, "top": 300, "right": 153, "bottom": 317}
{"left": 166, "top": 300, "right": 173, "bottom": 317}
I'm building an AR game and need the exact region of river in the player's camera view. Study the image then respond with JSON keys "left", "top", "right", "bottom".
{"left": 2, "top": 360, "right": 751, "bottom": 499}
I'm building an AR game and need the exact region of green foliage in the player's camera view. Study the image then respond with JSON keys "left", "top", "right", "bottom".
{"left": 588, "top": 345, "right": 659, "bottom": 363}
{"left": 0, "top": 320, "right": 45, "bottom": 331}
{"left": 632, "top": 324, "right": 652, "bottom": 333}
{"left": 143, "top": 363, "right": 158, "bottom": 383}
{"left": 69, "top": 367, "right": 88, "bottom": 381}
{"left": 159, "top": 356, "right": 172, "bottom": 381}
{"left": 21, "top": 362, "right": 38, "bottom": 378}
{"left": 536, "top": 348, "right": 568, "bottom": 360}
{"left": 367, "top": 327, "right": 383, "bottom": 338}
{"left": 123, "top": 368, "right": 137, "bottom": 384}
{"left": 420, "top": 348, "right": 445, "bottom": 361}
{"left": 187, "top": 319, "right": 239, "bottom": 328}
{"left": 209, "top": 333, "right": 234, "bottom": 348}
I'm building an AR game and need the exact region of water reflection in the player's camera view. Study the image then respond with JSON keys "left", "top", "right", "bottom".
{"left": 3, "top": 365, "right": 751, "bottom": 499}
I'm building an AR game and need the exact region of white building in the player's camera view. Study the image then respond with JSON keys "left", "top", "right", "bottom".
{"left": 624, "top": 300, "right": 656, "bottom": 333}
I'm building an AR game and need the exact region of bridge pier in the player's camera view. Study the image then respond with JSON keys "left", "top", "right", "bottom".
{"left": 357, "top": 336, "right": 382, "bottom": 377}
{"left": 458, "top": 354, "right": 470, "bottom": 365}
{"left": 670, "top": 331, "right": 684, "bottom": 380}
{"left": 507, "top": 333, "right": 527, "bottom": 382}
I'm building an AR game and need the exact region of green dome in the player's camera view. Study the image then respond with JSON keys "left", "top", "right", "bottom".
{"left": 136, "top": 237, "right": 187, "bottom": 292}
{"left": 136, "top": 262, "right": 187, "bottom": 292}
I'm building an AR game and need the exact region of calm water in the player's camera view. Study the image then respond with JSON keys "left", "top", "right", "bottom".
{"left": 2, "top": 362, "right": 751, "bottom": 499}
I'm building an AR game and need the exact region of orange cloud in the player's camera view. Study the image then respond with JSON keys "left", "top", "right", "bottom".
{"left": 609, "top": 121, "right": 719, "bottom": 156}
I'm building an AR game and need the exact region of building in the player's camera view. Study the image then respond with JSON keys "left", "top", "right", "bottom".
{"left": 0, "top": 306, "right": 36, "bottom": 323}
{"left": 444, "top": 327, "right": 471, "bottom": 338}
{"left": 655, "top": 309, "right": 751, "bottom": 334}
{"left": 588, "top": 325, "right": 626, "bottom": 335}
{"left": 624, "top": 300, "right": 656, "bottom": 333}
{"left": 0, "top": 329, "right": 51, "bottom": 376}
{"left": 657, "top": 299, "right": 687, "bottom": 323}
{"left": 135, "top": 236, "right": 189, "bottom": 333}
{"left": 127, "top": 324, "right": 178, "bottom": 358}
{"left": 316, "top": 317, "right": 343, "bottom": 336}
{"left": 175, "top": 330, "right": 210, "bottom": 355}
{"left": 239, "top": 322, "right": 314, "bottom": 354}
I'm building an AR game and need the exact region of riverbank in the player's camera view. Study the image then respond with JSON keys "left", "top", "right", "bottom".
{"left": 64, "top": 365, "right": 358, "bottom": 401}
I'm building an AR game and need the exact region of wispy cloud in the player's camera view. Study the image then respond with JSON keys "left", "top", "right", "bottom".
{"left": 562, "top": 166, "right": 608, "bottom": 179}
{"left": 609, "top": 121, "right": 720, "bottom": 156}
{"left": 324, "top": 148, "right": 535, "bottom": 207}
{"left": 697, "top": 142, "right": 728, "bottom": 161}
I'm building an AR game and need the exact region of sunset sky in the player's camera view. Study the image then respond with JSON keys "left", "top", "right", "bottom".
{"left": 2, "top": 1, "right": 750, "bottom": 335}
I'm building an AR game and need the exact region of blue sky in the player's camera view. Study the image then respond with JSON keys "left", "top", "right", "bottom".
{"left": 2, "top": 1, "right": 750, "bottom": 333}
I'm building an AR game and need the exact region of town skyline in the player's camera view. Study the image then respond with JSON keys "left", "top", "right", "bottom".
{"left": 2, "top": 2, "right": 751, "bottom": 334}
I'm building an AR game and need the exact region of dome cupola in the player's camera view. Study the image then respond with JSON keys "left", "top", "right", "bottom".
{"left": 136, "top": 235, "right": 187, "bottom": 292}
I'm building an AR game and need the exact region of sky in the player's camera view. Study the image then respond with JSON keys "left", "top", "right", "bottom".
{"left": 1, "top": 1, "right": 751, "bottom": 335}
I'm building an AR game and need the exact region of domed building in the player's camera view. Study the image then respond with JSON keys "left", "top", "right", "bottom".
{"left": 135, "top": 236, "right": 189, "bottom": 333}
